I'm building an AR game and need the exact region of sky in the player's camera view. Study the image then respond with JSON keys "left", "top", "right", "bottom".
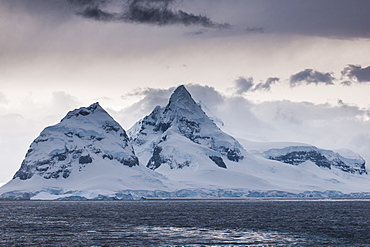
{"left": 1, "top": 0, "right": 370, "bottom": 183}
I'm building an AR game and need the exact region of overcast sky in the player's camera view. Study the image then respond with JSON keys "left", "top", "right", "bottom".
{"left": 1, "top": 0, "right": 370, "bottom": 183}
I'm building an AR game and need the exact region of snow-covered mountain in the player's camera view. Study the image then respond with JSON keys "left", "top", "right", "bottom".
{"left": 128, "top": 85, "right": 249, "bottom": 170}
{"left": 14, "top": 103, "right": 139, "bottom": 181}
{"left": 0, "top": 103, "right": 176, "bottom": 199}
{"left": 1, "top": 86, "right": 370, "bottom": 200}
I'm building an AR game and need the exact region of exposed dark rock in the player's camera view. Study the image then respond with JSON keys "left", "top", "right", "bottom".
{"left": 79, "top": 155, "right": 92, "bottom": 164}
{"left": 62, "top": 169, "right": 71, "bottom": 179}
{"left": 176, "top": 161, "right": 191, "bottom": 169}
{"left": 34, "top": 138, "right": 48, "bottom": 144}
{"left": 178, "top": 117, "right": 200, "bottom": 139}
{"left": 102, "top": 154, "right": 113, "bottom": 160}
{"left": 121, "top": 156, "right": 139, "bottom": 167}
{"left": 270, "top": 150, "right": 331, "bottom": 169}
{"left": 146, "top": 145, "right": 191, "bottom": 170}
{"left": 36, "top": 166, "right": 49, "bottom": 172}
{"left": 13, "top": 161, "right": 33, "bottom": 180}
{"left": 75, "top": 133, "right": 84, "bottom": 138}
{"left": 159, "top": 135, "right": 167, "bottom": 143}
{"left": 72, "top": 150, "right": 82, "bottom": 159}
{"left": 103, "top": 123, "right": 120, "bottom": 132}
{"left": 154, "top": 122, "right": 171, "bottom": 132}
{"left": 120, "top": 156, "right": 139, "bottom": 167}
{"left": 35, "top": 159, "right": 51, "bottom": 166}
{"left": 25, "top": 148, "right": 33, "bottom": 157}
{"left": 119, "top": 132, "right": 128, "bottom": 138}
{"left": 55, "top": 153, "right": 67, "bottom": 161}
{"left": 92, "top": 147, "right": 102, "bottom": 154}
{"left": 265, "top": 146, "right": 367, "bottom": 175}
{"left": 78, "top": 109, "right": 90, "bottom": 116}
{"left": 64, "top": 132, "right": 74, "bottom": 138}
{"left": 51, "top": 171, "right": 61, "bottom": 179}
{"left": 218, "top": 146, "right": 244, "bottom": 162}
{"left": 147, "top": 146, "right": 165, "bottom": 170}
{"left": 209, "top": 156, "right": 227, "bottom": 168}
{"left": 64, "top": 103, "right": 99, "bottom": 120}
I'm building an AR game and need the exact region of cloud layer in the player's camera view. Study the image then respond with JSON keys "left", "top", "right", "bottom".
{"left": 232, "top": 64, "right": 370, "bottom": 94}
{"left": 3, "top": 0, "right": 370, "bottom": 38}
{"left": 70, "top": 0, "right": 230, "bottom": 28}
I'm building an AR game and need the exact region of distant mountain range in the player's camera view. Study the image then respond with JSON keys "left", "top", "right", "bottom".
{"left": 1, "top": 86, "right": 369, "bottom": 200}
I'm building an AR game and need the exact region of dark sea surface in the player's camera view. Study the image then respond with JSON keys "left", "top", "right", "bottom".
{"left": 0, "top": 199, "right": 370, "bottom": 246}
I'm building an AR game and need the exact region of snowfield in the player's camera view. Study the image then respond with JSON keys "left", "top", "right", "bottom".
{"left": 1, "top": 86, "right": 370, "bottom": 200}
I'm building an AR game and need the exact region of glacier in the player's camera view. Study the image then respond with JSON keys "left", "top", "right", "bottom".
{"left": 1, "top": 85, "right": 370, "bottom": 200}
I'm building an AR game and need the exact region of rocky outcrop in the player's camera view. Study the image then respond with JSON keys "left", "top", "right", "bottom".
{"left": 264, "top": 146, "right": 367, "bottom": 175}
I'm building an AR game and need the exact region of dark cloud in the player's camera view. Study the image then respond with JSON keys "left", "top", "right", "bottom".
{"left": 245, "top": 27, "right": 264, "bottom": 33}
{"left": 231, "top": 0, "right": 370, "bottom": 39}
{"left": 73, "top": 0, "right": 370, "bottom": 38}
{"left": 253, "top": 77, "right": 279, "bottom": 91}
{"left": 79, "top": 6, "right": 116, "bottom": 22}
{"left": 0, "top": 0, "right": 76, "bottom": 25}
{"left": 233, "top": 77, "right": 280, "bottom": 93}
{"left": 71, "top": 0, "right": 230, "bottom": 28}
{"left": 290, "top": 69, "right": 335, "bottom": 86}
{"left": 184, "top": 29, "right": 208, "bottom": 36}
{"left": 68, "top": 0, "right": 108, "bottom": 6}
{"left": 341, "top": 64, "right": 370, "bottom": 83}
{"left": 234, "top": 77, "right": 254, "bottom": 94}
{"left": 1, "top": 1, "right": 229, "bottom": 29}
{"left": 125, "top": 0, "right": 229, "bottom": 28}
{"left": 3, "top": 0, "right": 370, "bottom": 39}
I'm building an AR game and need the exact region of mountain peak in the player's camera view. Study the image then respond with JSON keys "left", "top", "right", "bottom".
{"left": 62, "top": 102, "right": 103, "bottom": 121}
{"left": 167, "top": 85, "right": 197, "bottom": 110}
{"left": 171, "top": 85, "right": 190, "bottom": 99}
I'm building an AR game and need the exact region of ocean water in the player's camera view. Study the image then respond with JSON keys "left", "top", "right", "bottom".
{"left": 0, "top": 199, "right": 369, "bottom": 246}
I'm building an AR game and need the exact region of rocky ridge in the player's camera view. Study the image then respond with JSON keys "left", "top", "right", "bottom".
{"left": 263, "top": 146, "right": 367, "bottom": 175}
